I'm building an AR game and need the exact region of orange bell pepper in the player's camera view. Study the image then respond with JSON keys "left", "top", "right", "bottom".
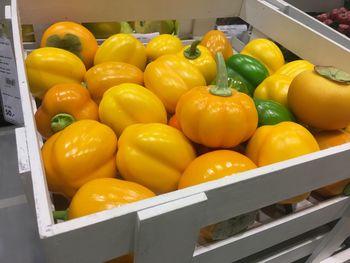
{"left": 200, "top": 30, "right": 233, "bottom": 61}
{"left": 68, "top": 178, "right": 155, "bottom": 219}
{"left": 246, "top": 121, "right": 320, "bottom": 204}
{"left": 313, "top": 130, "right": 350, "bottom": 197}
{"left": 176, "top": 52, "right": 258, "bottom": 148}
{"left": 40, "top": 21, "right": 98, "bottom": 69}
{"left": 35, "top": 83, "right": 99, "bottom": 139}
{"left": 84, "top": 61, "right": 144, "bottom": 104}
{"left": 42, "top": 120, "right": 118, "bottom": 198}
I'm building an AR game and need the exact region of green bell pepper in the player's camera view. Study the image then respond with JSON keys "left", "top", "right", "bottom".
{"left": 211, "top": 66, "right": 251, "bottom": 96}
{"left": 254, "top": 98, "right": 295, "bottom": 127}
{"left": 226, "top": 54, "right": 269, "bottom": 95}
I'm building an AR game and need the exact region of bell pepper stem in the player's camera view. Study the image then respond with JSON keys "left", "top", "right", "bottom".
{"left": 209, "top": 52, "right": 232, "bottom": 97}
{"left": 184, "top": 40, "right": 201, "bottom": 60}
{"left": 51, "top": 113, "right": 76, "bottom": 133}
{"left": 53, "top": 210, "right": 68, "bottom": 221}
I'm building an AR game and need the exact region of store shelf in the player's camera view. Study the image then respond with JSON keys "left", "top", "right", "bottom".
{"left": 1, "top": 0, "right": 350, "bottom": 262}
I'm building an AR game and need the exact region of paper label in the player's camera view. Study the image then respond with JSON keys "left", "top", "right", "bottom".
{"left": 0, "top": 22, "right": 23, "bottom": 125}
{"left": 132, "top": 32, "right": 160, "bottom": 43}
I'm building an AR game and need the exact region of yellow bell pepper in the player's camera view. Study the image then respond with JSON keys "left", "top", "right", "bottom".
{"left": 253, "top": 74, "right": 291, "bottom": 107}
{"left": 177, "top": 40, "right": 217, "bottom": 84}
{"left": 146, "top": 34, "right": 183, "bottom": 61}
{"left": 116, "top": 123, "right": 196, "bottom": 194}
{"left": 25, "top": 47, "right": 86, "bottom": 99}
{"left": 254, "top": 60, "right": 314, "bottom": 107}
{"left": 42, "top": 120, "right": 118, "bottom": 198}
{"left": 99, "top": 83, "right": 167, "bottom": 136}
{"left": 241, "top": 38, "right": 285, "bottom": 75}
{"left": 144, "top": 54, "right": 206, "bottom": 113}
{"left": 275, "top": 59, "right": 314, "bottom": 79}
{"left": 94, "top": 33, "right": 147, "bottom": 71}
{"left": 246, "top": 121, "right": 320, "bottom": 204}
{"left": 68, "top": 178, "right": 155, "bottom": 219}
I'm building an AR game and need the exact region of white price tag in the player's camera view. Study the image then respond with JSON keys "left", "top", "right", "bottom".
{"left": 0, "top": 23, "right": 23, "bottom": 125}
{"left": 132, "top": 32, "right": 160, "bottom": 43}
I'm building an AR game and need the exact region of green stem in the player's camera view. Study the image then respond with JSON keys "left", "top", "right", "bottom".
{"left": 209, "top": 52, "right": 232, "bottom": 97}
{"left": 183, "top": 40, "right": 201, "bottom": 60}
{"left": 51, "top": 113, "right": 75, "bottom": 133}
{"left": 53, "top": 210, "right": 68, "bottom": 221}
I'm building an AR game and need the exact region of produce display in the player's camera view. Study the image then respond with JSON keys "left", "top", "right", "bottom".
{"left": 315, "top": 7, "right": 350, "bottom": 37}
{"left": 23, "top": 20, "right": 350, "bottom": 255}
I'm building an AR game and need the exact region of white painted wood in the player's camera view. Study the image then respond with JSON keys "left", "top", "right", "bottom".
{"left": 134, "top": 193, "right": 207, "bottom": 263}
{"left": 15, "top": 127, "right": 29, "bottom": 174}
{"left": 7, "top": 0, "right": 350, "bottom": 261}
{"left": 8, "top": 0, "right": 54, "bottom": 235}
{"left": 276, "top": 0, "right": 350, "bottom": 50}
{"left": 284, "top": 0, "right": 343, "bottom": 13}
{"left": 193, "top": 197, "right": 350, "bottom": 263}
{"left": 240, "top": 0, "right": 350, "bottom": 72}
{"left": 306, "top": 202, "right": 350, "bottom": 263}
{"left": 192, "top": 18, "right": 217, "bottom": 38}
{"left": 321, "top": 248, "right": 350, "bottom": 263}
{"left": 237, "top": 226, "right": 329, "bottom": 263}
{"left": 17, "top": 0, "right": 243, "bottom": 25}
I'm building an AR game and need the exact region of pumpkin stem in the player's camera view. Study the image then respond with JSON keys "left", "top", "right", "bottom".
{"left": 314, "top": 66, "right": 350, "bottom": 84}
{"left": 53, "top": 210, "right": 68, "bottom": 221}
{"left": 183, "top": 40, "right": 201, "bottom": 60}
{"left": 209, "top": 52, "right": 232, "bottom": 97}
{"left": 51, "top": 113, "right": 76, "bottom": 133}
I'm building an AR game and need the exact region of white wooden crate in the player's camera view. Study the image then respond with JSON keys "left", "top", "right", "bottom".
{"left": 2, "top": 0, "right": 350, "bottom": 262}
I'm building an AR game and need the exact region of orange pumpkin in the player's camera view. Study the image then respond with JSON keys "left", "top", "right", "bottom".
{"left": 313, "top": 130, "right": 350, "bottom": 197}
{"left": 41, "top": 21, "right": 98, "bottom": 69}
{"left": 176, "top": 52, "right": 258, "bottom": 148}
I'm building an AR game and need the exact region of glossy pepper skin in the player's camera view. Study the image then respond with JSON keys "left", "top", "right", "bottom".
{"left": 84, "top": 61, "right": 144, "bottom": 104}
{"left": 254, "top": 98, "right": 295, "bottom": 127}
{"left": 99, "top": 83, "right": 167, "bottom": 136}
{"left": 178, "top": 150, "right": 256, "bottom": 189}
{"left": 144, "top": 54, "right": 206, "bottom": 113}
{"left": 226, "top": 54, "right": 269, "bottom": 95}
{"left": 254, "top": 60, "right": 314, "bottom": 107}
{"left": 177, "top": 40, "right": 217, "bottom": 84}
{"left": 241, "top": 38, "right": 285, "bottom": 74}
{"left": 253, "top": 74, "right": 292, "bottom": 107}
{"left": 178, "top": 150, "right": 257, "bottom": 241}
{"left": 116, "top": 123, "right": 196, "bottom": 194}
{"left": 288, "top": 67, "right": 350, "bottom": 130}
{"left": 146, "top": 34, "right": 183, "bottom": 61}
{"left": 40, "top": 21, "right": 98, "bottom": 69}
{"left": 313, "top": 130, "right": 350, "bottom": 197}
{"left": 35, "top": 83, "right": 99, "bottom": 139}
{"left": 275, "top": 60, "right": 314, "bottom": 79}
{"left": 68, "top": 178, "right": 155, "bottom": 219}
{"left": 25, "top": 47, "right": 86, "bottom": 99}
{"left": 42, "top": 120, "right": 118, "bottom": 198}
{"left": 246, "top": 121, "right": 320, "bottom": 204}
{"left": 176, "top": 53, "right": 258, "bottom": 148}
{"left": 94, "top": 33, "right": 147, "bottom": 71}
{"left": 200, "top": 30, "right": 233, "bottom": 61}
